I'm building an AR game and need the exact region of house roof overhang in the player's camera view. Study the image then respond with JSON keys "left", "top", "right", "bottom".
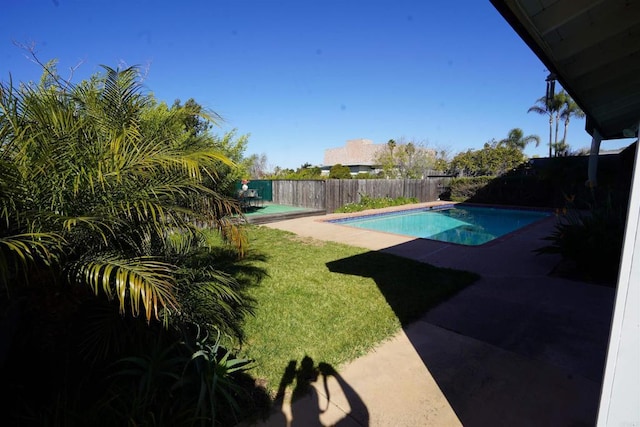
{"left": 491, "top": 0, "right": 640, "bottom": 140}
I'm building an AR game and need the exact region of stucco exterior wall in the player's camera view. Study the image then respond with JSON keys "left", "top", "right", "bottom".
{"left": 323, "top": 139, "right": 384, "bottom": 167}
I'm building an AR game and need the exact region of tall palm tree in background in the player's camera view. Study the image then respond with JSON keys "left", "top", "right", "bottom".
{"left": 527, "top": 90, "right": 566, "bottom": 157}
{"left": 560, "top": 95, "right": 586, "bottom": 151}
{"left": 499, "top": 128, "right": 540, "bottom": 151}
{"left": 387, "top": 139, "right": 396, "bottom": 158}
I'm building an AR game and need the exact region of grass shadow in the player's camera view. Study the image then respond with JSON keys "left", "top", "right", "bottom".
{"left": 326, "top": 251, "right": 479, "bottom": 326}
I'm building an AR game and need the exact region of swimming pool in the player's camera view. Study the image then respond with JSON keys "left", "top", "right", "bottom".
{"left": 329, "top": 204, "right": 551, "bottom": 246}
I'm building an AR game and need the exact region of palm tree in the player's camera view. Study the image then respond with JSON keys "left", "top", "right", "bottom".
{"left": 527, "top": 91, "right": 565, "bottom": 157}
{"left": 560, "top": 95, "right": 585, "bottom": 150}
{"left": 0, "top": 61, "right": 262, "bottom": 425}
{"left": 499, "top": 128, "right": 540, "bottom": 151}
{"left": 0, "top": 64, "right": 248, "bottom": 325}
{"left": 387, "top": 139, "right": 396, "bottom": 158}
{"left": 376, "top": 139, "right": 398, "bottom": 178}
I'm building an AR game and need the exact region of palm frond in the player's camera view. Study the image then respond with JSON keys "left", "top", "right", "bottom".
{"left": 0, "top": 232, "right": 64, "bottom": 289}
{"left": 176, "top": 265, "right": 254, "bottom": 340}
{"left": 164, "top": 229, "right": 203, "bottom": 259}
{"left": 98, "top": 65, "right": 147, "bottom": 128}
{"left": 68, "top": 254, "right": 179, "bottom": 322}
{"left": 61, "top": 215, "right": 121, "bottom": 244}
{"left": 527, "top": 105, "right": 549, "bottom": 115}
{"left": 0, "top": 232, "right": 63, "bottom": 262}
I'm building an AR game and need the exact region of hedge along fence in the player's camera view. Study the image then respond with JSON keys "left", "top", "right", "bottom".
{"left": 448, "top": 176, "right": 494, "bottom": 202}
{"left": 272, "top": 178, "right": 452, "bottom": 213}
{"left": 448, "top": 151, "right": 633, "bottom": 208}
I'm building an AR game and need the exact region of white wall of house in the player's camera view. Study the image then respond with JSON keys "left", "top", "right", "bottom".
{"left": 597, "top": 127, "right": 640, "bottom": 426}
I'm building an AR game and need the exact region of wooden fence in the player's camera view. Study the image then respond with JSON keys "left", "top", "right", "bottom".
{"left": 271, "top": 180, "right": 326, "bottom": 210}
{"left": 272, "top": 178, "right": 452, "bottom": 213}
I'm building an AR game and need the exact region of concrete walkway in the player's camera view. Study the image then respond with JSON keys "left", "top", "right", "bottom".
{"left": 246, "top": 203, "right": 615, "bottom": 427}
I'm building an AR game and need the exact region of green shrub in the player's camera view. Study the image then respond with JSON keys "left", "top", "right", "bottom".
{"left": 447, "top": 176, "right": 494, "bottom": 201}
{"left": 335, "top": 195, "right": 419, "bottom": 213}
{"left": 97, "top": 325, "right": 267, "bottom": 427}
{"left": 329, "top": 164, "right": 352, "bottom": 179}
{"left": 354, "top": 172, "right": 378, "bottom": 179}
{"left": 535, "top": 192, "right": 626, "bottom": 285}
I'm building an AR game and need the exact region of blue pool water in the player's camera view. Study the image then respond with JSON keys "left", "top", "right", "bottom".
{"left": 330, "top": 205, "right": 551, "bottom": 246}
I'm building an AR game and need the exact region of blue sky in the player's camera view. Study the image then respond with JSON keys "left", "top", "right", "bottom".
{"left": 1, "top": 0, "right": 632, "bottom": 169}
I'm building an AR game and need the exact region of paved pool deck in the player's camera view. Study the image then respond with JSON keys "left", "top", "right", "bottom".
{"left": 246, "top": 202, "right": 615, "bottom": 427}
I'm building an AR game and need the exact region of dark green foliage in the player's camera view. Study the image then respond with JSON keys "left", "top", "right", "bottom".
{"left": 266, "top": 164, "right": 324, "bottom": 180}
{"left": 354, "top": 172, "right": 378, "bottom": 179}
{"left": 446, "top": 147, "right": 631, "bottom": 286}
{"left": 172, "top": 98, "right": 218, "bottom": 137}
{"left": 456, "top": 172, "right": 556, "bottom": 206}
{"left": 536, "top": 192, "right": 626, "bottom": 285}
{"left": 171, "top": 240, "right": 265, "bottom": 342}
{"left": 105, "top": 326, "right": 265, "bottom": 427}
{"left": 0, "top": 62, "right": 262, "bottom": 425}
{"left": 445, "top": 146, "right": 634, "bottom": 209}
{"left": 286, "top": 165, "right": 323, "bottom": 180}
{"left": 449, "top": 141, "right": 525, "bottom": 177}
{"left": 329, "top": 164, "right": 352, "bottom": 179}
{"left": 0, "top": 64, "right": 249, "bottom": 321}
{"left": 0, "top": 294, "right": 270, "bottom": 426}
{"left": 335, "top": 195, "right": 419, "bottom": 213}
{"left": 447, "top": 176, "right": 494, "bottom": 202}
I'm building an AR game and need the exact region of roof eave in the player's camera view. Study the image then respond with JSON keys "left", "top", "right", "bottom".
{"left": 490, "top": 0, "right": 612, "bottom": 139}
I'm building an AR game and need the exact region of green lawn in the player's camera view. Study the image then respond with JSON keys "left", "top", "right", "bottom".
{"left": 234, "top": 226, "right": 479, "bottom": 394}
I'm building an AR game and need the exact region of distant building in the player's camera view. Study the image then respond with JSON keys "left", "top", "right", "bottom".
{"left": 321, "top": 139, "right": 385, "bottom": 176}
{"left": 322, "top": 138, "right": 438, "bottom": 177}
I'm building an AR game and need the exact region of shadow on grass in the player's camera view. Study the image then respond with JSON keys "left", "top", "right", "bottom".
{"left": 326, "top": 251, "right": 479, "bottom": 326}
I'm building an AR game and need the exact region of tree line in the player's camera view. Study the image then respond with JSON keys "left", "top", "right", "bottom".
{"left": 242, "top": 89, "right": 585, "bottom": 180}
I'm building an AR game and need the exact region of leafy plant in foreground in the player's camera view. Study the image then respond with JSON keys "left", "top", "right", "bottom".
{"left": 535, "top": 191, "right": 625, "bottom": 285}
{"left": 106, "top": 326, "right": 255, "bottom": 427}
{"left": 0, "top": 59, "right": 259, "bottom": 424}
